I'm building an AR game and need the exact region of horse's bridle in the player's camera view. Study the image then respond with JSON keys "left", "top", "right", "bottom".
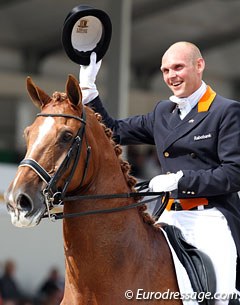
{"left": 20, "top": 108, "right": 91, "bottom": 213}
{"left": 19, "top": 108, "right": 169, "bottom": 221}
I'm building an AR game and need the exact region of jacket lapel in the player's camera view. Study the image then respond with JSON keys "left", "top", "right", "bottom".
{"left": 163, "top": 110, "right": 209, "bottom": 150}
{"left": 162, "top": 86, "right": 216, "bottom": 151}
{"left": 168, "top": 105, "right": 182, "bottom": 128}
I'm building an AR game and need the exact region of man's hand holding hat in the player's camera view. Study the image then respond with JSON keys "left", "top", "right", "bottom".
{"left": 79, "top": 52, "right": 101, "bottom": 104}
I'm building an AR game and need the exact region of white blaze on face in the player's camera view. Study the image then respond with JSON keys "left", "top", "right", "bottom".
{"left": 8, "top": 171, "right": 22, "bottom": 204}
{"left": 28, "top": 117, "right": 55, "bottom": 157}
{"left": 7, "top": 118, "right": 54, "bottom": 205}
{"left": 6, "top": 117, "right": 55, "bottom": 227}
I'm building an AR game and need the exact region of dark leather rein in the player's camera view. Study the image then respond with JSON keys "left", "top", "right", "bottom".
{"left": 19, "top": 108, "right": 169, "bottom": 221}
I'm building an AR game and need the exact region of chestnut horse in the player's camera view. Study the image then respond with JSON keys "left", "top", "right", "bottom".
{"left": 5, "top": 75, "right": 181, "bottom": 305}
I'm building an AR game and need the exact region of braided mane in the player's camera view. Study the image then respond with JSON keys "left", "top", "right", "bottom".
{"left": 94, "top": 112, "right": 157, "bottom": 227}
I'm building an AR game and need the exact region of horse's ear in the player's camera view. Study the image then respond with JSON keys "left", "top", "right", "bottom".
{"left": 26, "top": 77, "right": 51, "bottom": 108}
{"left": 66, "top": 74, "right": 82, "bottom": 107}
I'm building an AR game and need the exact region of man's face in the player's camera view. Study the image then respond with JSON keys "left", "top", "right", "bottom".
{"left": 161, "top": 48, "right": 204, "bottom": 98}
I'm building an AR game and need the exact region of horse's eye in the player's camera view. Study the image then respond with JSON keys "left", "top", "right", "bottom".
{"left": 62, "top": 131, "right": 73, "bottom": 143}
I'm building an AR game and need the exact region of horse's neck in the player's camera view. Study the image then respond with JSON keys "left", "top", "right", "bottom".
{"left": 65, "top": 160, "right": 140, "bottom": 232}
{"left": 62, "top": 154, "right": 176, "bottom": 302}
{"left": 63, "top": 137, "right": 159, "bottom": 268}
{"left": 62, "top": 129, "right": 179, "bottom": 304}
{"left": 86, "top": 138, "right": 134, "bottom": 206}
{"left": 64, "top": 152, "right": 149, "bottom": 250}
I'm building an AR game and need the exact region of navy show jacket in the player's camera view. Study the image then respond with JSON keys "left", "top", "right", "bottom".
{"left": 88, "top": 89, "right": 240, "bottom": 288}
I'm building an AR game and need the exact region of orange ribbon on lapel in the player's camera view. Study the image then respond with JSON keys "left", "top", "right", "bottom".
{"left": 198, "top": 86, "right": 216, "bottom": 112}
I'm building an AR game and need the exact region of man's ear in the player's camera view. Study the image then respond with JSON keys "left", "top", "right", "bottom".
{"left": 197, "top": 58, "right": 205, "bottom": 74}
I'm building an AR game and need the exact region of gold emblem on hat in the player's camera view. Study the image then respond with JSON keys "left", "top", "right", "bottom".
{"left": 77, "top": 19, "right": 89, "bottom": 33}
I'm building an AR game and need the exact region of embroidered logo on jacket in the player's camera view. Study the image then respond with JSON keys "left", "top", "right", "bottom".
{"left": 194, "top": 133, "right": 212, "bottom": 141}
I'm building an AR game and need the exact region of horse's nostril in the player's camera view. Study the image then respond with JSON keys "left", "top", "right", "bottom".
{"left": 7, "top": 203, "right": 14, "bottom": 213}
{"left": 17, "top": 194, "right": 33, "bottom": 212}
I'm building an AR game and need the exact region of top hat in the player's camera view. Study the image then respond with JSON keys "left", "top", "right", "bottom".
{"left": 62, "top": 4, "right": 112, "bottom": 65}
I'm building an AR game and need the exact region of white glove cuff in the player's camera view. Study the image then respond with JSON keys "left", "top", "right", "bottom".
{"left": 81, "top": 88, "right": 99, "bottom": 105}
{"left": 80, "top": 79, "right": 97, "bottom": 90}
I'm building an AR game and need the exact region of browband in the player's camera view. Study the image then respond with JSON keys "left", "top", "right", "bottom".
{"left": 37, "top": 113, "right": 86, "bottom": 124}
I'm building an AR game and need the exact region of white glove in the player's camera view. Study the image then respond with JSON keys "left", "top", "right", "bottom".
{"left": 149, "top": 171, "right": 183, "bottom": 192}
{"left": 79, "top": 52, "right": 102, "bottom": 104}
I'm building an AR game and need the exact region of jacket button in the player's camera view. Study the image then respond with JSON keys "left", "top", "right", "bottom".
{"left": 190, "top": 152, "right": 196, "bottom": 158}
{"left": 164, "top": 152, "right": 169, "bottom": 157}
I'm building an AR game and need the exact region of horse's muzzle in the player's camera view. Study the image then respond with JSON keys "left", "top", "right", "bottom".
{"left": 6, "top": 190, "right": 46, "bottom": 228}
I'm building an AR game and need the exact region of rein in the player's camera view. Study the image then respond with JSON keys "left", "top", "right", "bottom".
{"left": 46, "top": 181, "right": 169, "bottom": 220}
{"left": 48, "top": 190, "right": 169, "bottom": 221}
{"left": 19, "top": 110, "right": 169, "bottom": 221}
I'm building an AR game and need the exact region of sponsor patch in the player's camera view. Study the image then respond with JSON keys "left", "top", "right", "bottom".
{"left": 194, "top": 133, "right": 212, "bottom": 141}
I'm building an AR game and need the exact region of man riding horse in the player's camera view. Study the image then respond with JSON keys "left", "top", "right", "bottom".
{"left": 79, "top": 42, "right": 240, "bottom": 305}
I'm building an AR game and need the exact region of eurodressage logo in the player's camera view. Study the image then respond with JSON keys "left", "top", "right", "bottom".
{"left": 77, "top": 19, "right": 89, "bottom": 33}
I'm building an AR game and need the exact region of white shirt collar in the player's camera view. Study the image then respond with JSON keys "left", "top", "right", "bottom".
{"left": 169, "top": 81, "right": 207, "bottom": 119}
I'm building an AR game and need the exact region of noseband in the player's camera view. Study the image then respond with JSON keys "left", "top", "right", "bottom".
{"left": 19, "top": 108, "right": 91, "bottom": 211}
